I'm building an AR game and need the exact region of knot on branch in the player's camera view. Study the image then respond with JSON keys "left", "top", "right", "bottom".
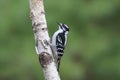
{"left": 39, "top": 52, "right": 53, "bottom": 68}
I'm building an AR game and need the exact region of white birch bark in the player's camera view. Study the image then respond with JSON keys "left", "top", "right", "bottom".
{"left": 29, "top": 0, "right": 61, "bottom": 80}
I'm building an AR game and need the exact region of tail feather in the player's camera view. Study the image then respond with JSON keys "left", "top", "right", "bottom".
{"left": 57, "top": 57, "right": 61, "bottom": 72}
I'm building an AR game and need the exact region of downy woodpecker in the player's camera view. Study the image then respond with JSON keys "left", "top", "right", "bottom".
{"left": 52, "top": 23, "right": 69, "bottom": 71}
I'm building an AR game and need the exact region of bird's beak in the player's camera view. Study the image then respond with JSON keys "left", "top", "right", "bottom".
{"left": 57, "top": 22, "right": 61, "bottom": 26}
{"left": 57, "top": 22, "right": 62, "bottom": 29}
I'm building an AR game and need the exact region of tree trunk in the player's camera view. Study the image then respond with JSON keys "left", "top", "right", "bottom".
{"left": 29, "top": 0, "right": 61, "bottom": 80}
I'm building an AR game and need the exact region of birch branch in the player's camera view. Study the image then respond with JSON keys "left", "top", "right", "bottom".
{"left": 29, "top": 0, "right": 60, "bottom": 80}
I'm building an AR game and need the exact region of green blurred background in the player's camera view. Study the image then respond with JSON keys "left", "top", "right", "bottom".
{"left": 0, "top": 0, "right": 120, "bottom": 80}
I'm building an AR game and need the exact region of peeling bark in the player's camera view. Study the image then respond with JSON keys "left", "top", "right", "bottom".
{"left": 29, "top": 0, "right": 61, "bottom": 80}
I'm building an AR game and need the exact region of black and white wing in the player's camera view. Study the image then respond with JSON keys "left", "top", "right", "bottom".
{"left": 56, "top": 32, "right": 66, "bottom": 57}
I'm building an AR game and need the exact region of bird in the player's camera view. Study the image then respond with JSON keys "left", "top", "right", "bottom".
{"left": 52, "top": 23, "right": 69, "bottom": 71}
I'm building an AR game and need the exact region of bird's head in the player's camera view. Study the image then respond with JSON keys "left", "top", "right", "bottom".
{"left": 57, "top": 23, "right": 69, "bottom": 32}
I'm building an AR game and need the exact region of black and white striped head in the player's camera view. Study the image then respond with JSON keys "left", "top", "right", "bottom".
{"left": 57, "top": 23, "right": 69, "bottom": 32}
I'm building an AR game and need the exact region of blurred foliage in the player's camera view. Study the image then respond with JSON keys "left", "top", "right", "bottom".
{"left": 0, "top": 0, "right": 120, "bottom": 80}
